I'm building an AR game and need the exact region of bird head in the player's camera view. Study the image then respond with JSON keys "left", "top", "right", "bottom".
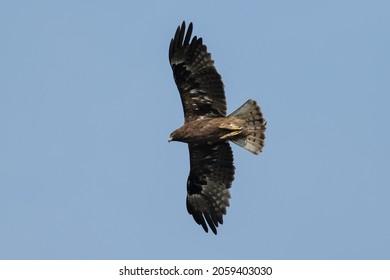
{"left": 168, "top": 128, "right": 185, "bottom": 142}
{"left": 168, "top": 131, "right": 176, "bottom": 142}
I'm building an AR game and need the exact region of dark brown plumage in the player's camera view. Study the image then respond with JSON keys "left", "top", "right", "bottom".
{"left": 168, "top": 21, "right": 266, "bottom": 234}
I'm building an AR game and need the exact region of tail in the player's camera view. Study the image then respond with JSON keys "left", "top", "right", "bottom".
{"left": 228, "top": 99, "right": 266, "bottom": 155}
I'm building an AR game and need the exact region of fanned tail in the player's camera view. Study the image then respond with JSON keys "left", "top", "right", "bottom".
{"left": 228, "top": 99, "right": 266, "bottom": 155}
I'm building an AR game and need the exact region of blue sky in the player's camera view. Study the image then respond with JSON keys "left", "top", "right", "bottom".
{"left": 1, "top": 0, "right": 389, "bottom": 259}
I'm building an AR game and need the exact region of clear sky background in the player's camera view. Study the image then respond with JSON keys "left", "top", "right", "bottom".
{"left": 1, "top": 0, "right": 389, "bottom": 260}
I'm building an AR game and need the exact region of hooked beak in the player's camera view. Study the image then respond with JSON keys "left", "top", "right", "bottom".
{"left": 168, "top": 136, "right": 173, "bottom": 142}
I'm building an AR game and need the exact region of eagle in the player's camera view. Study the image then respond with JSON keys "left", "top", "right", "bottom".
{"left": 168, "top": 21, "right": 266, "bottom": 234}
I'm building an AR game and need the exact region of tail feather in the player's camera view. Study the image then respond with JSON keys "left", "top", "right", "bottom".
{"left": 228, "top": 99, "right": 266, "bottom": 155}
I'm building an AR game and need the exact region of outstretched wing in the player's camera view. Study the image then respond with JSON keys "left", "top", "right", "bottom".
{"left": 169, "top": 21, "right": 226, "bottom": 123}
{"left": 186, "top": 142, "right": 235, "bottom": 234}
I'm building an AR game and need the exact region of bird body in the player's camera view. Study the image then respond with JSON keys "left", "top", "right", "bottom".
{"left": 168, "top": 21, "right": 266, "bottom": 234}
{"left": 169, "top": 117, "right": 244, "bottom": 144}
{"left": 169, "top": 100, "right": 265, "bottom": 155}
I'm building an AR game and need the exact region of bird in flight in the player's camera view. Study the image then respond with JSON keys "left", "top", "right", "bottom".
{"left": 168, "top": 21, "right": 266, "bottom": 234}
